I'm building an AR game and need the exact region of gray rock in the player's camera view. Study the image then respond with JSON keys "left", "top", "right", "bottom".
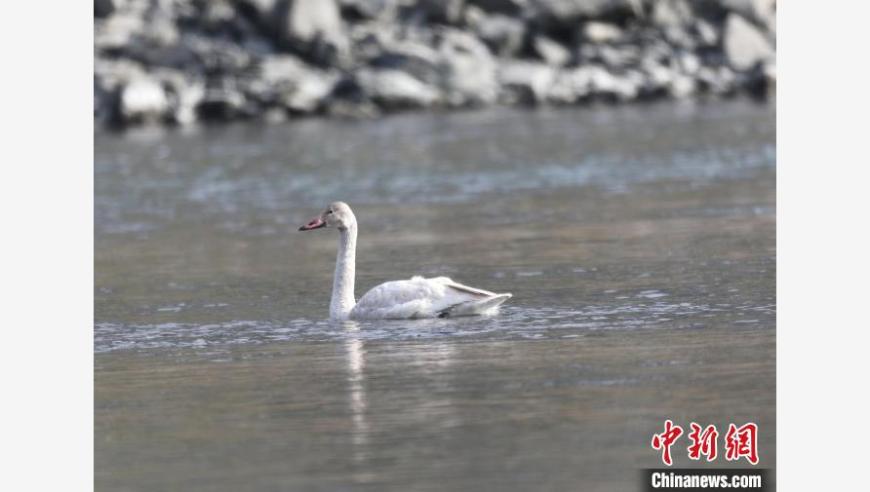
{"left": 338, "top": 0, "right": 401, "bottom": 21}
{"left": 669, "top": 73, "right": 695, "bottom": 98}
{"left": 534, "top": 0, "right": 642, "bottom": 23}
{"left": 677, "top": 51, "right": 701, "bottom": 75}
{"left": 467, "top": 7, "right": 526, "bottom": 57}
{"left": 723, "top": 13, "right": 774, "bottom": 71}
{"left": 94, "top": 0, "right": 126, "bottom": 18}
{"left": 467, "top": 0, "right": 529, "bottom": 16}
{"left": 94, "top": 11, "right": 144, "bottom": 50}
{"left": 257, "top": 55, "right": 340, "bottom": 113}
{"left": 285, "top": 71, "right": 340, "bottom": 113}
{"left": 236, "top": 0, "right": 281, "bottom": 27}
{"left": 580, "top": 43, "right": 641, "bottom": 69}
{"left": 95, "top": 58, "right": 148, "bottom": 93}
{"left": 584, "top": 64, "right": 639, "bottom": 100}
{"left": 151, "top": 69, "right": 205, "bottom": 125}
{"left": 368, "top": 38, "right": 442, "bottom": 86}
{"left": 357, "top": 68, "right": 440, "bottom": 108}
{"left": 532, "top": 35, "right": 571, "bottom": 66}
{"left": 651, "top": 0, "right": 693, "bottom": 28}
{"left": 694, "top": 18, "right": 719, "bottom": 47}
{"left": 549, "top": 65, "right": 639, "bottom": 102}
{"left": 696, "top": 65, "right": 738, "bottom": 95}
{"left": 498, "top": 60, "right": 556, "bottom": 104}
{"left": 436, "top": 29, "right": 499, "bottom": 106}
{"left": 720, "top": 0, "right": 776, "bottom": 33}
{"left": 410, "top": 0, "right": 466, "bottom": 25}
{"left": 198, "top": 85, "right": 248, "bottom": 120}
{"left": 259, "top": 54, "right": 310, "bottom": 85}
{"left": 276, "top": 0, "right": 349, "bottom": 65}
{"left": 119, "top": 76, "right": 169, "bottom": 124}
{"left": 582, "top": 22, "right": 623, "bottom": 43}
{"left": 546, "top": 70, "right": 586, "bottom": 104}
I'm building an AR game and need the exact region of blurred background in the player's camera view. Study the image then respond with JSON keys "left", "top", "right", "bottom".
{"left": 95, "top": 1, "right": 776, "bottom": 491}
{"left": 95, "top": 0, "right": 775, "bottom": 128}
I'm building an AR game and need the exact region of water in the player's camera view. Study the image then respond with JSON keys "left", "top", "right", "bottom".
{"left": 95, "top": 101, "right": 775, "bottom": 491}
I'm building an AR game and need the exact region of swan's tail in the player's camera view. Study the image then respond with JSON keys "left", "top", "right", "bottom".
{"left": 438, "top": 293, "right": 512, "bottom": 318}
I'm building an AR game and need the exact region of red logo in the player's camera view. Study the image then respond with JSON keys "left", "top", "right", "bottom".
{"left": 651, "top": 420, "right": 684, "bottom": 466}
{"left": 687, "top": 422, "right": 719, "bottom": 462}
{"left": 725, "top": 423, "right": 759, "bottom": 465}
{"left": 651, "top": 421, "right": 759, "bottom": 466}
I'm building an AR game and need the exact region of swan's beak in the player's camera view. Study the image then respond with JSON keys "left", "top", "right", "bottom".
{"left": 299, "top": 217, "right": 326, "bottom": 231}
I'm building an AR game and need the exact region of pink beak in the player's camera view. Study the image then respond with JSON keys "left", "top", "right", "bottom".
{"left": 299, "top": 216, "right": 326, "bottom": 231}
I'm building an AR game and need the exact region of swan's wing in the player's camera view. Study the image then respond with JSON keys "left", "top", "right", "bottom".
{"left": 351, "top": 276, "right": 506, "bottom": 319}
{"left": 441, "top": 279, "right": 497, "bottom": 297}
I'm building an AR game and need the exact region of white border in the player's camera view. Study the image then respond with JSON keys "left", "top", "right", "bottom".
{"left": 779, "top": 1, "right": 870, "bottom": 489}
{"left": 1, "top": 3, "right": 93, "bottom": 491}
{"left": 3, "top": 1, "right": 869, "bottom": 490}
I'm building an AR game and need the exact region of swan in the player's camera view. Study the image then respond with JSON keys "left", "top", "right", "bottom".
{"left": 299, "top": 201, "right": 512, "bottom": 320}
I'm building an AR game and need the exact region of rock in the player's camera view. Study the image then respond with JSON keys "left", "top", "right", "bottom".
{"left": 534, "top": 0, "right": 642, "bottom": 24}
{"left": 152, "top": 69, "right": 205, "bottom": 125}
{"left": 677, "top": 51, "right": 701, "bottom": 75}
{"left": 436, "top": 29, "right": 499, "bottom": 106}
{"left": 94, "top": 0, "right": 125, "bottom": 18}
{"left": 696, "top": 65, "right": 737, "bottom": 95}
{"left": 285, "top": 71, "right": 339, "bottom": 113}
{"left": 669, "top": 73, "right": 695, "bottom": 98}
{"left": 257, "top": 55, "right": 340, "bottom": 113}
{"left": 651, "top": 0, "right": 693, "bottom": 28}
{"left": 276, "top": 0, "right": 349, "bottom": 65}
{"left": 582, "top": 21, "right": 623, "bottom": 43}
{"left": 198, "top": 85, "right": 248, "bottom": 120}
{"left": 94, "top": 11, "right": 143, "bottom": 50}
{"left": 95, "top": 58, "right": 148, "bottom": 92}
{"left": 579, "top": 43, "right": 640, "bottom": 69}
{"left": 119, "top": 77, "right": 169, "bottom": 124}
{"left": 467, "top": 0, "right": 529, "bottom": 16}
{"left": 548, "top": 65, "right": 639, "bottom": 102}
{"left": 236, "top": 0, "right": 281, "bottom": 27}
{"left": 723, "top": 13, "right": 774, "bottom": 71}
{"left": 339, "top": 0, "right": 401, "bottom": 21}
{"left": 357, "top": 69, "right": 440, "bottom": 108}
{"left": 498, "top": 61, "right": 556, "bottom": 104}
{"left": 161, "top": 34, "right": 253, "bottom": 74}
{"left": 584, "top": 65, "right": 639, "bottom": 100}
{"left": 259, "top": 54, "right": 309, "bottom": 84}
{"left": 720, "top": 0, "right": 776, "bottom": 33}
{"left": 546, "top": 66, "right": 596, "bottom": 103}
{"left": 694, "top": 18, "right": 719, "bottom": 47}
{"left": 532, "top": 35, "right": 571, "bottom": 66}
{"left": 91, "top": 0, "right": 776, "bottom": 129}
{"left": 640, "top": 59, "right": 673, "bottom": 88}
{"left": 467, "top": 7, "right": 526, "bottom": 57}
{"left": 368, "top": 39, "right": 442, "bottom": 85}
{"left": 408, "top": 0, "right": 466, "bottom": 25}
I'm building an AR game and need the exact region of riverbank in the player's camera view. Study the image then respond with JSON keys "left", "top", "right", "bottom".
{"left": 95, "top": 0, "right": 775, "bottom": 129}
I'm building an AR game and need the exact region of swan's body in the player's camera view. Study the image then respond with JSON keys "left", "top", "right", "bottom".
{"left": 300, "top": 201, "right": 512, "bottom": 320}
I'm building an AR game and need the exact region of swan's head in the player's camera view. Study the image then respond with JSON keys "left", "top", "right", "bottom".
{"left": 299, "top": 201, "right": 356, "bottom": 231}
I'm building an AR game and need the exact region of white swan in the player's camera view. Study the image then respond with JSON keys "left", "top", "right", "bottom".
{"left": 299, "top": 201, "right": 512, "bottom": 320}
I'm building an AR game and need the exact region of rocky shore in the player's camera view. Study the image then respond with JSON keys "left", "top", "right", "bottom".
{"left": 95, "top": 0, "right": 776, "bottom": 128}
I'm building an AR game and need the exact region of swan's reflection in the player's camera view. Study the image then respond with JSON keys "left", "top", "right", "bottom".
{"left": 341, "top": 321, "right": 460, "bottom": 472}
{"left": 342, "top": 321, "right": 370, "bottom": 464}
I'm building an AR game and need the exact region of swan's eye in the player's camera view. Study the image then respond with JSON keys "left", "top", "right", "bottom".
{"left": 327, "top": 210, "right": 333, "bottom": 215}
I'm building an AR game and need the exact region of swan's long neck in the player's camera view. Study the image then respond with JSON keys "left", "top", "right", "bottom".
{"left": 330, "top": 223, "right": 357, "bottom": 319}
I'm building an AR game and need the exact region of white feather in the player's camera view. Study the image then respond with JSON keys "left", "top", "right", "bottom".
{"left": 351, "top": 276, "right": 511, "bottom": 319}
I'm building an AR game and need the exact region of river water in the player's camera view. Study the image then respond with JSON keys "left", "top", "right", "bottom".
{"left": 95, "top": 101, "right": 775, "bottom": 491}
